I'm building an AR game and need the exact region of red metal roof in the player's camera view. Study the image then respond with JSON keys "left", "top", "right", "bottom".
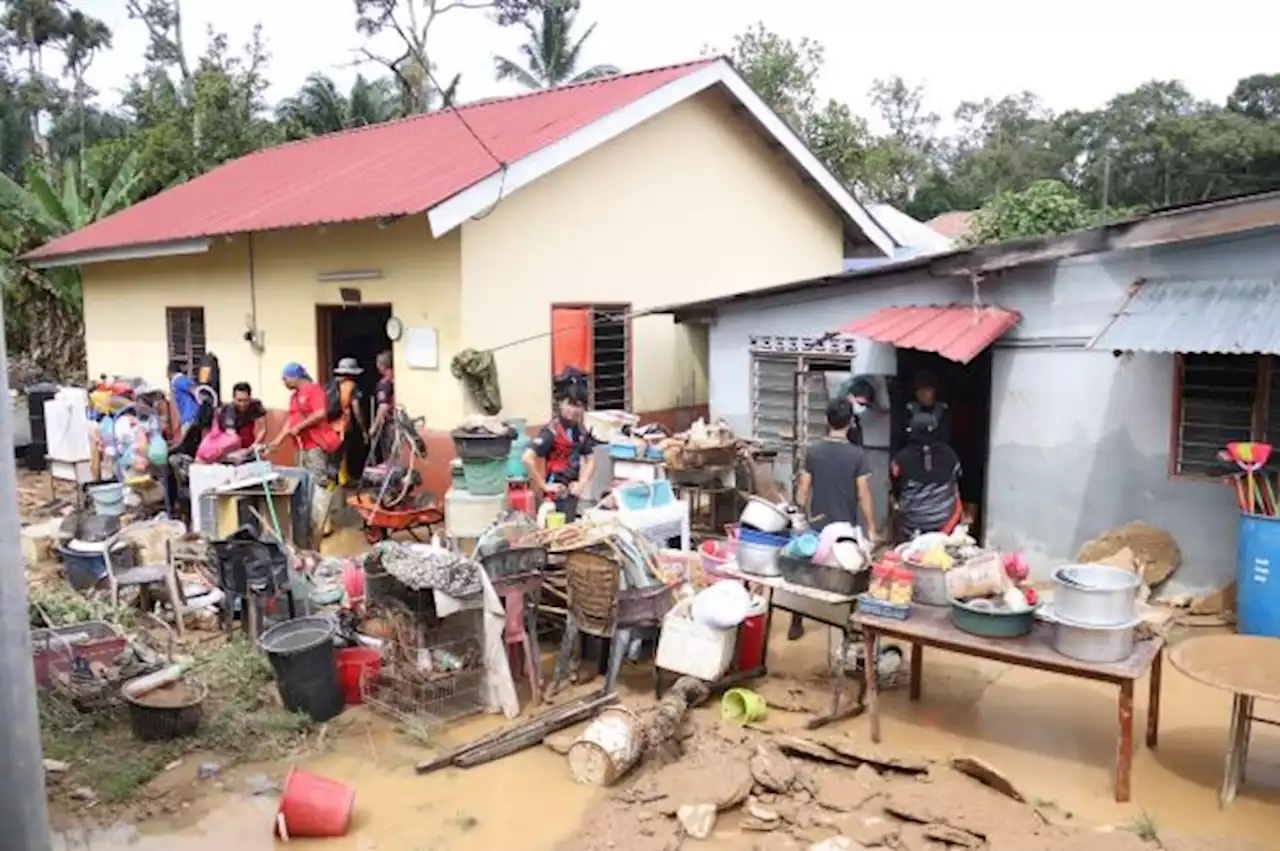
{"left": 838, "top": 305, "right": 1020, "bottom": 364}
{"left": 28, "top": 59, "right": 716, "bottom": 261}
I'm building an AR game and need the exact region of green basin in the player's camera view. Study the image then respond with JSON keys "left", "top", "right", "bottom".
{"left": 950, "top": 598, "right": 1038, "bottom": 638}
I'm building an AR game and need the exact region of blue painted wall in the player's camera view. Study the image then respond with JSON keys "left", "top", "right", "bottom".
{"left": 705, "top": 227, "right": 1280, "bottom": 592}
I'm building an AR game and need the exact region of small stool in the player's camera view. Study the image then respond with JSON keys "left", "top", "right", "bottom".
{"left": 492, "top": 571, "right": 544, "bottom": 706}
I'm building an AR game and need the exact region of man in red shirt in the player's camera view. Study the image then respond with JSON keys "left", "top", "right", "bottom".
{"left": 268, "top": 362, "right": 340, "bottom": 537}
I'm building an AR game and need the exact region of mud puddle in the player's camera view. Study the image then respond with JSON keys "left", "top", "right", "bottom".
{"left": 51, "top": 624, "right": 1280, "bottom": 850}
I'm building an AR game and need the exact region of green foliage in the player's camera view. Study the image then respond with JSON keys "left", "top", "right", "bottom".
{"left": 493, "top": 0, "right": 618, "bottom": 90}
{"left": 277, "top": 73, "right": 402, "bottom": 139}
{"left": 966, "top": 179, "right": 1144, "bottom": 245}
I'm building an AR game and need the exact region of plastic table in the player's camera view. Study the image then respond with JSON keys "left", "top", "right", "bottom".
{"left": 1169, "top": 633, "right": 1280, "bottom": 807}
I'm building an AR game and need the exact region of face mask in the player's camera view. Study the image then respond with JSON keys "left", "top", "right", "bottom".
{"left": 852, "top": 400, "right": 867, "bottom": 415}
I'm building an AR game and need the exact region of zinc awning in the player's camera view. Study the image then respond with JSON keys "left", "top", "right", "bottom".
{"left": 838, "top": 305, "right": 1021, "bottom": 364}
{"left": 1089, "top": 278, "right": 1280, "bottom": 354}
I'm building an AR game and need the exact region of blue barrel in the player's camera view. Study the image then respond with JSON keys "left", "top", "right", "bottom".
{"left": 1237, "top": 512, "right": 1280, "bottom": 637}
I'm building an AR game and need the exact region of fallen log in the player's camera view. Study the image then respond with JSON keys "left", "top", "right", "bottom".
{"left": 566, "top": 675, "right": 710, "bottom": 787}
{"left": 416, "top": 690, "right": 616, "bottom": 774}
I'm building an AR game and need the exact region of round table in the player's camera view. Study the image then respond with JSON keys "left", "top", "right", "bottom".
{"left": 1169, "top": 634, "right": 1280, "bottom": 807}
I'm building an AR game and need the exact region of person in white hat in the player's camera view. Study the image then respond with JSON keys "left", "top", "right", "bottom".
{"left": 329, "top": 357, "right": 368, "bottom": 490}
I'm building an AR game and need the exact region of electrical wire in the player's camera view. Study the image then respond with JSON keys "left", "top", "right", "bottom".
{"left": 422, "top": 67, "right": 510, "bottom": 221}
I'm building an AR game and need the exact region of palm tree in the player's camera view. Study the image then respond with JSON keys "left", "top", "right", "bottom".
{"left": 494, "top": 0, "right": 619, "bottom": 91}
{"left": 276, "top": 73, "right": 402, "bottom": 140}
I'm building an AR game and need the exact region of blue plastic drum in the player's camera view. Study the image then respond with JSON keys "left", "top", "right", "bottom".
{"left": 1236, "top": 512, "right": 1280, "bottom": 637}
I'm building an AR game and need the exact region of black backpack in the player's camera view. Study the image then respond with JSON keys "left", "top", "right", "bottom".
{"left": 324, "top": 379, "right": 344, "bottom": 422}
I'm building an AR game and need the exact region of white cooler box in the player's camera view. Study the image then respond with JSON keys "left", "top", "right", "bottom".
{"left": 655, "top": 599, "right": 737, "bottom": 681}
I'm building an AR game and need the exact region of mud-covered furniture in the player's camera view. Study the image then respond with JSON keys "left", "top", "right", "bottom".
{"left": 856, "top": 605, "right": 1164, "bottom": 803}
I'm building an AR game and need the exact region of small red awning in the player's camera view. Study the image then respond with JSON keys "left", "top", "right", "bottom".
{"left": 838, "top": 305, "right": 1020, "bottom": 364}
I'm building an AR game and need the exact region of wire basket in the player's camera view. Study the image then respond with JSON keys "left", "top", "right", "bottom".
{"left": 361, "top": 609, "right": 487, "bottom": 728}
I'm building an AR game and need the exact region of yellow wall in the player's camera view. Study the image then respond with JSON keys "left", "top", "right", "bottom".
{"left": 459, "top": 87, "right": 844, "bottom": 422}
{"left": 81, "top": 219, "right": 463, "bottom": 421}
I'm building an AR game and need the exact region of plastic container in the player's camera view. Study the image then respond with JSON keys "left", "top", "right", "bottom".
{"left": 54, "top": 542, "right": 134, "bottom": 591}
{"left": 698, "top": 538, "right": 738, "bottom": 583}
{"left": 451, "top": 430, "right": 513, "bottom": 460}
{"left": 258, "top": 615, "right": 344, "bottom": 723}
{"left": 31, "top": 621, "right": 128, "bottom": 687}
{"left": 736, "top": 540, "right": 783, "bottom": 577}
{"left": 87, "top": 482, "right": 125, "bottom": 516}
{"left": 889, "top": 567, "right": 915, "bottom": 605}
{"left": 736, "top": 597, "right": 768, "bottom": 671}
{"left": 505, "top": 418, "right": 531, "bottom": 481}
{"left": 275, "top": 768, "right": 356, "bottom": 839}
{"left": 461, "top": 458, "right": 508, "bottom": 495}
{"left": 336, "top": 646, "right": 382, "bottom": 705}
{"left": 655, "top": 599, "right": 737, "bottom": 680}
{"left": 950, "top": 598, "right": 1037, "bottom": 638}
{"left": 1238, "top": 512, "right": 1280, "bottom": 637}
{"left": 444, "top": 488, "right": 506, "bottom": 538}
{"left": 479, "top": 546, "right": 548, "bottom": 580}
{"left": 616, "top": 480, "right": 674, "bottom": 511}
{"left": 856, "top": 593, "right": 913, "bottom": 620}
{"left": 507, "top": 482, "right": 536, "bottom": 515}
{"left": 721, "top": 688, "right": 767, "bottom": 724}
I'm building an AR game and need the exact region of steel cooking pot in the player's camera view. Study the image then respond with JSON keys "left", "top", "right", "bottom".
{"left": 1051, "top": 564, "right": 1140, "bottom": 627}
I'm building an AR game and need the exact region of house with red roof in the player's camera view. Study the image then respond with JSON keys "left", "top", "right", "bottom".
{"left": 28, "top": 57, "right": 894, "bottom": 489}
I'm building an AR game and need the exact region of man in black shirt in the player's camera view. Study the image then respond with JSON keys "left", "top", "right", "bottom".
{"left": 906, "top": 370, "right": 951, "bottom": 447}
{"left": 789, "top": 399, "right": 879, "bottom": 639}
{"left": 371, "top": 350, "right": 395, "bottom": 462}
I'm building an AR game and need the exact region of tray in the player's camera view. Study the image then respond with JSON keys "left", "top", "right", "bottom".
{"left": 779, "top": 555, "right": 869, "bottom": 596}
{"left": 856, "top": 594, "right": 912, "bottom": 620}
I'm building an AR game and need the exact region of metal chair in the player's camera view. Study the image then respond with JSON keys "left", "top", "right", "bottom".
{"left": 101, "top": 533, "right": 188, "bottom": 636}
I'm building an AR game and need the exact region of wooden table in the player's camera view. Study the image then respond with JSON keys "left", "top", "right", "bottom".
{"left": 1169, "top": 634, "right": 1280, "bottom": 807}
{"left": 855, "top": 606, "right": 1164, "bottom": 802}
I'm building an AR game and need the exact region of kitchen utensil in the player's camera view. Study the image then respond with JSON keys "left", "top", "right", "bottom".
{"left": 905, "top": 559, "right": 949, "bottom": 606}
{"left": 1050, "top": 611, "right": 1140, "bottom": 663}
{"left": 950, "top": 598, "right": 1037, "bottom": 638}
{"left": 778, "top": 554, "right": 869, "bottom": 596}
{"left": 736, "top": 540, "right": 783, "bottom": 577}
{"left": 739, "top": 497, "right": 790, "bottom": 534}
{"left": 1052, "top": 564, "right": 1139, "bottom": 626}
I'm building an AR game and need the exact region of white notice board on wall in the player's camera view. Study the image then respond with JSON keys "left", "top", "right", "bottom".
{"left": 405, "top": 326, "right": 439, "bottom": 369}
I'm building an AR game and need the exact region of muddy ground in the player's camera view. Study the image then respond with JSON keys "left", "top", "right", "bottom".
{"left": 21, "top": 471, "right": 1280, "bottom": 850}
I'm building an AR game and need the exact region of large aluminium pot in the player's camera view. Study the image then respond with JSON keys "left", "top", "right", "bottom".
{"left": 1051, "top": 564, "right": 1139, "bottom": 626}
{"left": 740, "top": 497, "right": 790, "bottom": 535}
{"left": 1052, "top": 613, "right": 1140, "bottom": 663}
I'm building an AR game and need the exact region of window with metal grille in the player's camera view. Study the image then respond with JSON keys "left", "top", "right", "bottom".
{"left": 590, "top": 306, "right": 630, "bottom": 411}
{"left": 166, "top": 307, "right": 206, "bottom": 374}
{"left": 750, "top": 348, "right": 854, "bottom": 489}
{"left": 1173, "top": 353, "right": 1277, "bottom": 477}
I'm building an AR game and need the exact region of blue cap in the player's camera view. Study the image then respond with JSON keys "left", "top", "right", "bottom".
{"left": 281, "top": 362, "right": 310, "bottom": 380}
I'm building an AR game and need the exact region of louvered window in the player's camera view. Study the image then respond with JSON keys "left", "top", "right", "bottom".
{"left": 1174, "top": 353, "right": 1280, "bottom": 477}
{"left": 166, "top": 307, "right": 206, "bottom": 374}
{"left": 590, "top": 306, "right": 630, "bottom": 411}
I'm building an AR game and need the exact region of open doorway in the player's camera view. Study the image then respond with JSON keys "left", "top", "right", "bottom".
{"left": 316, "top": 304, "right": 392, "bottom": 424}
{"left": 890, "top": 348, "right": 994, "bottom": 540}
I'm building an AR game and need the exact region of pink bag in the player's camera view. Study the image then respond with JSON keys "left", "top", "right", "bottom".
{"left": 196, "top": 421, "right": 242, "bottom": 463}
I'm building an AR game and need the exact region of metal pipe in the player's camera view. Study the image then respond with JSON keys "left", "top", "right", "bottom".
{"left": 0, "top": 302, "right": 53, "bottom": 848}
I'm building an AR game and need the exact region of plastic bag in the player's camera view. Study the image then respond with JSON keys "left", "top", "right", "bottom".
{"left": 691, "top": 580, "right": 751, "bottom": 629}
{"left": 146, "top": 420, "right": 169, "bottom": 465}
{"left": 196, "top": 421, "right": 241, "bottom": 463}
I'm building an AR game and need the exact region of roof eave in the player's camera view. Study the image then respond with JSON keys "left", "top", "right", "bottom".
{"left": 24, "top": 237, "right": 212, "bottom": 269}
{"left": 426, "top": 60, "right": 897, "bottom": 258}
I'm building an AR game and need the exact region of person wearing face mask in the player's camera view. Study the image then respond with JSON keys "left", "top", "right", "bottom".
{"left": 836, "top": 377, "right": 876, "bottom": 446}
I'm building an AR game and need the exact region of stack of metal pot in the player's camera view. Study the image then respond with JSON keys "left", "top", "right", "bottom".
{"left": 1049, "top": 564, "right": 1142, "bottom": 663}
{"left": 735, "top": 497, "right": 791, "bottom": 577}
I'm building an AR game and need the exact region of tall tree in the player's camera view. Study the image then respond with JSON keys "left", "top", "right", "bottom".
{"left": 61, "top": 8, "right": 111, "bottom": 170}
{"left": 352, "top": 0, "right": 539, "bottom": 112}
{"left": 277, "top": 73, "right": 401, "bottom": 139}
{"left": 493, "top": 0, "right": 617, "bottom": 90}
{"left": 2, "top": 0, "right": 76, "bottom": 155}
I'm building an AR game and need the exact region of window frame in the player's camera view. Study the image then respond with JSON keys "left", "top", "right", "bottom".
{"left": 165, "top": 306, "right": 207, "bottom": 376}
{"left": 548, "top": 302, "right": 633, "bottom": 411}
{"left": 1170, "top": 352, "right": 1273, "bottom": 481}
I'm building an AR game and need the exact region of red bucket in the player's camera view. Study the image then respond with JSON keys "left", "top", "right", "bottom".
{"left": 335, "top": 647, "right": 382, "bottom": 705}
{"left": 275, "top": 767, "right": 356, "bottom": 839}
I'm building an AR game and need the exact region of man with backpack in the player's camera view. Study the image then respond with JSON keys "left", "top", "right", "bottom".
{"left": 268, "top": 362, "right": 342, "bottom": 538}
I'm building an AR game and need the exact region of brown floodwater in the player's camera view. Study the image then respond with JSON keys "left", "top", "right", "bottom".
{"left": 51, "top": 623, "right": 1280, "bottom": 850}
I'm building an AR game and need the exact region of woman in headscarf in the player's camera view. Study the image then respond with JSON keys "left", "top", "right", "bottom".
{"left": 890, "top": 411, "right": 963, "bottom": 540}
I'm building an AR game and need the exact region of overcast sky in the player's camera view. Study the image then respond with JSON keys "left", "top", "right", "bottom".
{"left": 75, "top": 0, "right": 1280, "bottom": 128}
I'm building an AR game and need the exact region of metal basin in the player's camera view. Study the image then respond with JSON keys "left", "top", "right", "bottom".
{"left": 1052, "top": 612, "right": 1140, "bottom": 663}
{"left": 1052, "top": 564, "right": 1139, "bottom": 626}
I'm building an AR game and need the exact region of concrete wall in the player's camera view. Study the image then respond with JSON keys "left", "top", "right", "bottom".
{"left": 82, "top": 219, "right": 464, "bottom": 421}
{"left": 705, "top": 227, "right": 1280, "bottom": 592}
{"left": 460, "top": 87, "right": 845, "bottom": 423}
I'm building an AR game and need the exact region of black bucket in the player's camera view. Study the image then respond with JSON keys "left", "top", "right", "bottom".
{"left": 257, "top": 615, "right": 344, "bottom": 723}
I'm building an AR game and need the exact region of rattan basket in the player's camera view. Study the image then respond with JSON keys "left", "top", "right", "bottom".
{"left": 565, "top": 548, "right": 620, "bottom": 637}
